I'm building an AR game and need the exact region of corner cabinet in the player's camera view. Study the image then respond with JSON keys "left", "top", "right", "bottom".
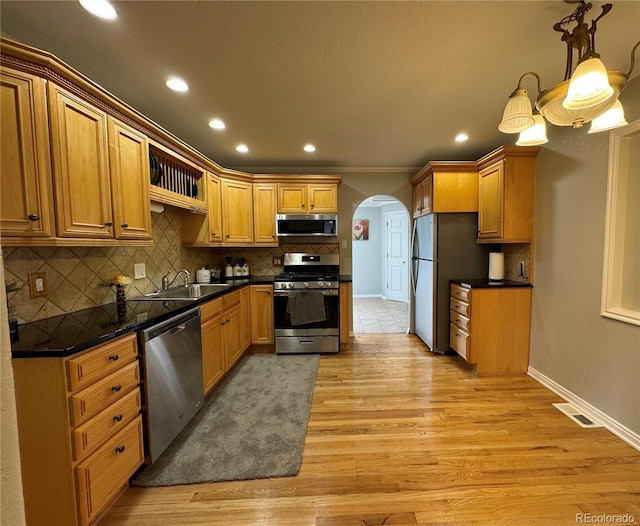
{"left": 477, "top": 146, "right": 539, "bottom": 243}
{"left": 12, "top": 333, "right": 144, "bottom": 526}
{"left": 411, "top": 162, "right": 478, "bottom": 218}
{"left": 0, "top": 67, "right": 56, "bottom": 237}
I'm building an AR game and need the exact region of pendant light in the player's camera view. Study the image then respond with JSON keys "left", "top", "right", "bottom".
{"left": 498, "top": 1, "right": 639, "bottom": 141}
{"left": 588, "top": 100, "right": 628, "bottom": 134}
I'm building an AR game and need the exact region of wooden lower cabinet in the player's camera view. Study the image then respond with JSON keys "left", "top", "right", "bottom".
{"left": 449, "top": 283, "right": 532, "bottom": 375}
{"left": 12, "top": 333, "right": 144, "bottom": 526}
{"left": 250, "top": 284, "right": 274, "bottom": 345}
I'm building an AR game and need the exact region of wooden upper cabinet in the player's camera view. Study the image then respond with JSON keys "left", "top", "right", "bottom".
{"left": 278, "top": 183, "right": 307, "bottom": 213}
{"left": 221, "top": 178, "right": 253, "bottom": 244}
{"left": 48, "top": 83, "right": 113, "bottom": 239}
{"left": 477, "top": 146, "right": 539, "bottom": 243}
{"left": 277, "top": 183, "right": 338, "bottom": 214}
{"left": 108, "top": 117, "right": 152, "bottom": 240}
{"left": 207, "top": 173, "right": 222, "bottom": 243}
{"left": 308, "top": 184, "right": 338, "bottom": 213}
{"left": 253, "top": 183, "right": 277, "bottom": 244}
{"left": 411, "top": 162, "right": 477, "bottom": 218}
{"left": 0, "top": 67, "right": 55, "bottom": 238}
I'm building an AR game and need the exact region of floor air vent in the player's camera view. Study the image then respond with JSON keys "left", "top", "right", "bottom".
{"left": 553, "top": 403, "right": 602, "bottom": 428}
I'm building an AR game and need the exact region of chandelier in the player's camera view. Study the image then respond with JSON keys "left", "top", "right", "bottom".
{"left": 498, "top": 1, "right": 640, "bottom": 146}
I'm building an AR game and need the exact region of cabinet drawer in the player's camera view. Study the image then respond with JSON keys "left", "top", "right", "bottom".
{"left": 200, "top": 297, "right": 223, "bottom": 322}
{"left": 222, "top": 289, "right": 241, "bottom": 310}
{"left": 450, "top": 297, "right": 471, "bottom": 318}
{"left": 449, "top": 309, "right": 470, "bottom": 332}
{"left": 67, "top": 334, "right": 137, "bottom": 392}
{"left": 75, "top": 416, "right": 144, "bottom": 526}
{"left": 450, "top": 284, "right": 471, "bottom": 302}
{"left": 70, "top": 361, "right": 140, "bottom": 426}
{"left": 72, "top": 388, "right": 142, "bottom": 461}
{"left": 450, "top": 324, "right": 470, "bottom": 361}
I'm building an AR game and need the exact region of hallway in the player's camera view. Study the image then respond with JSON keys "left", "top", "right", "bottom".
{"left": 352, "top": 297, "right": 408, "bottom": 334}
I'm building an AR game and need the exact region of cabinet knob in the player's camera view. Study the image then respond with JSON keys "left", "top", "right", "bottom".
{"left": 104, "top": 220, "right": 113, "bottom": 227}
{"left": 221, "top": 321, "right": 226, "bottom": 325}
{"left": 226, "top": 234, "right": 230, "bottom": 238}
{"left": 113, "top": 414, "right": 123, "bottom": 422}
{"left": 121, "top": 223, "right": 129, "bottom": 229}
{"left": 111, "top": 384, "right": 122, "bottom": 392}
{"left": 108, "top": 354, "right": 119, "bottom": 361}
{"left": 226, "top": 319, "right": 230, "bottom": 323}
{"left": 28, "top": 214, "right": 39, "bottom": 221}
{"left": 115, "top": 445, "right": 126, "bottom": 454}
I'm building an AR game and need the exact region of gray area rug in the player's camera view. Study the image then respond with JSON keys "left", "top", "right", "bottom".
{"left": 131, "top": 353, "right": 319, "bottom": 486}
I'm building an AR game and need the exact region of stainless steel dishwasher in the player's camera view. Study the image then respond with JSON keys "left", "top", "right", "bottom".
{"left": 139, "top": 307, "right": 203, "bottom": 463}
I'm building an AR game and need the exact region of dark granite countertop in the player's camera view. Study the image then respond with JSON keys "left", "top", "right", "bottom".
{"left": 339, "top": 274, "right": 352, "bottom": 282}
{"left": 11, "top": 277, "right": 274, "bottom": 359}
{"left": 451, "top": 279, "right": 533, "bottom": 289}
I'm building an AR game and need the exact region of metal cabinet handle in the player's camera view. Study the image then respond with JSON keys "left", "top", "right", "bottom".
{"left": 28, "top": 214, "right": 39, "bottom": 221}
{"left": 121, "top": 223, "right": 128, "bottom": 228}
{"left": 113, "top": 414, "right": 123, "bottom": 422}
{"left": 108, "top": 354, "right": 119, "bottom": 361}
{"left": 104, "top": 220, "right": 113, "bottom": 227}
{"left": 111, "top": 384, "right": 122, "bottom": 392}
{"left": 115, "top": 445, "right": 125, "bottom": 454}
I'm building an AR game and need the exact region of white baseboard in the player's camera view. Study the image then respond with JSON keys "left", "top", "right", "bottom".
{"left": 352, "top": 294, "right": 383, "bottom": 298}
{"left": 528, "top": 367, "right": 640, "bottom": 451}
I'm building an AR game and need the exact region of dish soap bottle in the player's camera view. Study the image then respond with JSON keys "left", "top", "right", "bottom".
{"left": 225, "top": 257, "right": 234, "bottom": 278}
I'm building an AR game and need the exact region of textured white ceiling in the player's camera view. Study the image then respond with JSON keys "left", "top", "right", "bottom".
{"left": 1, "top": 1, "right": 638, "bottom": 173}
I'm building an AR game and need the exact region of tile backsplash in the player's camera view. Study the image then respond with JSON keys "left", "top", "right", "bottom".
{"left": 3, "top": 207, "right": 338, "bottom": 325}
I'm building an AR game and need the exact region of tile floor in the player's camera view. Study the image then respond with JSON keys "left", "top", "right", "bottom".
{"left": 352, "top": 297, "right": 409, "bottom": 334}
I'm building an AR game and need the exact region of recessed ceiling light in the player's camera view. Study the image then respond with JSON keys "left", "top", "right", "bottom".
{"left": 303, "top": 144, "right": 316, "bottom": 153}
{"left": 165, "top": 78, "right": 189, "bottom": 92}
{"left": 455, "top": 133, "right": 469, "bottom": 143}
{"left": 235, "top": 144, "right": 249, "bottom": 153}
{"left": 208, "top": 119, "right": 226, "bottom": 130}
{"left": 79, "top": 0, "right": 117, "bottom": 19}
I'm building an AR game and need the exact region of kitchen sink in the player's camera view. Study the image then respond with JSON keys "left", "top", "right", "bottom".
{"left": 128, "top": 283, "right": 231, "bottom": 301}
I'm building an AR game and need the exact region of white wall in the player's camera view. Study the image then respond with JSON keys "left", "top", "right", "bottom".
{"left": 530, "top": 76, "right": 640, "bottom": 435}
{"left": 352, "top": 207, "right": 383, "bottom": 296}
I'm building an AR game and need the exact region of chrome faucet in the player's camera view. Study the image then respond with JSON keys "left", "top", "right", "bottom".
{"left": 162, "top": 269, "right": 191, "bottom": 289}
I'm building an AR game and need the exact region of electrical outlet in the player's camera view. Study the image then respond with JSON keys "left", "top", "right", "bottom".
{"left": 518, "top": 261, "right": 525, "bottom": 277}
{"left": 134, "top": 263, "right": 146, "bottom": 279}
{"left": 272, "top": 256, "right": 283, "bottom": 266}
{"left": 28, "top": 272, "right": 48, "bottom": 298}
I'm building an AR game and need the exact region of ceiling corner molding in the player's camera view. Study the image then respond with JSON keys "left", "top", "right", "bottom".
{"left": 233, "top": 165, "right": 422, "bottom": 175}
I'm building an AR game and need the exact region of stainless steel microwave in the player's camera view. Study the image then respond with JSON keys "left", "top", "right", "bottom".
{"left": 275, "top": 214, "right": 338, "bottom": 237}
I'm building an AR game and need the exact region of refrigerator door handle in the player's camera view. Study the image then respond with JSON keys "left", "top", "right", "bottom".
{"left": 410, "top": 219, "right": 417, "bottom": 259}
{"left": 411, "top": 258, "right": 418, "bottom": 297}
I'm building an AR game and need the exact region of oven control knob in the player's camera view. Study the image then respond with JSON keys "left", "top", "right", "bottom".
{"left": 318, "top": 282, "right": 325, "bottom": 288}
{"left": 303, "top": 282, "right": 309, "bottom": 288}
{"left": 288, "top": 283, "right": 294, "bottom": 289}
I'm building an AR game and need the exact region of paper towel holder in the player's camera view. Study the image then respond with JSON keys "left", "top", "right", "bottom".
{"left": 489, "top": 252, "right": 505, "bottom": 281}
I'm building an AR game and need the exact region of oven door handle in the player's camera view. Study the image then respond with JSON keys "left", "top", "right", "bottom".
{"left": 273, "top": 290, "right": 338, "bottom": 296}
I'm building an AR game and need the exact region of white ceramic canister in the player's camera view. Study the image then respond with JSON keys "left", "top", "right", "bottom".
{"left": 196, "top": 268, "right": 211, "bottom": 283}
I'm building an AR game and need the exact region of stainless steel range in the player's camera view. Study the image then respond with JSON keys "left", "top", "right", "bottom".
{"left": 273, "top": 253, "right": 340, "bottom": 354}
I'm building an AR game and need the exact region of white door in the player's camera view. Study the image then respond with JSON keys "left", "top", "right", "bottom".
{"left": 386, "top": 210, "right": 409, "bottom": 302}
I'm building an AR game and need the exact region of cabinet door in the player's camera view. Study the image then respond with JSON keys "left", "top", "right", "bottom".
{"left": 277, "top": 184, "right": 307, "bottom": 213}
{"left": 223, "top": 305, "right": 243, "bottom": 370}
{"left": 420, "top": 175, "right": 432, "bottom": 214}
{"left": 478, "top": 160, "right": 504, "bottom": 239}
{"left": 253, "top": 183, "right": 277, "bottom": 243}
{"left": 202, "top": 315, "right": 224, "bottom": 394}
{"left": 308, "top": 184, "right": 337, "bottom": 213}
{"left": 108, "top": 118, "right": 151, "bottom": 240}
{"left": 0, "top": 68, "right": 55, "bottom": 237}
{"left": 48, "top": 83, "right": 113, "bottom": 238}
{"left": 240, "top": 286, "right": 251, "bottom": 350}
{"left": 222, "top": 179, "right": 253, "bottom": 243}
{"left": 250, "top": 285, "right": 274, "bottom": 344}
{"left": 207, "top": 173, "right": 222, "bottom": 243}
{"left": 412, "top": 183, "right": 423, "bottom": 218}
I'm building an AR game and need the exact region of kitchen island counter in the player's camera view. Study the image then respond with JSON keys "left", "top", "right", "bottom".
{"left": 451, "top": 278, "right": 532, "bottom": 289}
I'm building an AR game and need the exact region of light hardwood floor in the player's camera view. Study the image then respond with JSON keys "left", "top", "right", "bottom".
{"left": 101, "top": 334, "right": 640, "bottom": 525}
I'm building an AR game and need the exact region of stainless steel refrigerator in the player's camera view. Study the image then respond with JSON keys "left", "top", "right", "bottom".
{"left": 411, "top": 213, "right": 494, "bottom": 354}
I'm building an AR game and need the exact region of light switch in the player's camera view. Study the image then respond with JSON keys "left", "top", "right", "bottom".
{"left": 134, "top": 263, "right": 146, "bottom": 279}
{"left": 341, "top": 239, "right": 347, "bottom": 248}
